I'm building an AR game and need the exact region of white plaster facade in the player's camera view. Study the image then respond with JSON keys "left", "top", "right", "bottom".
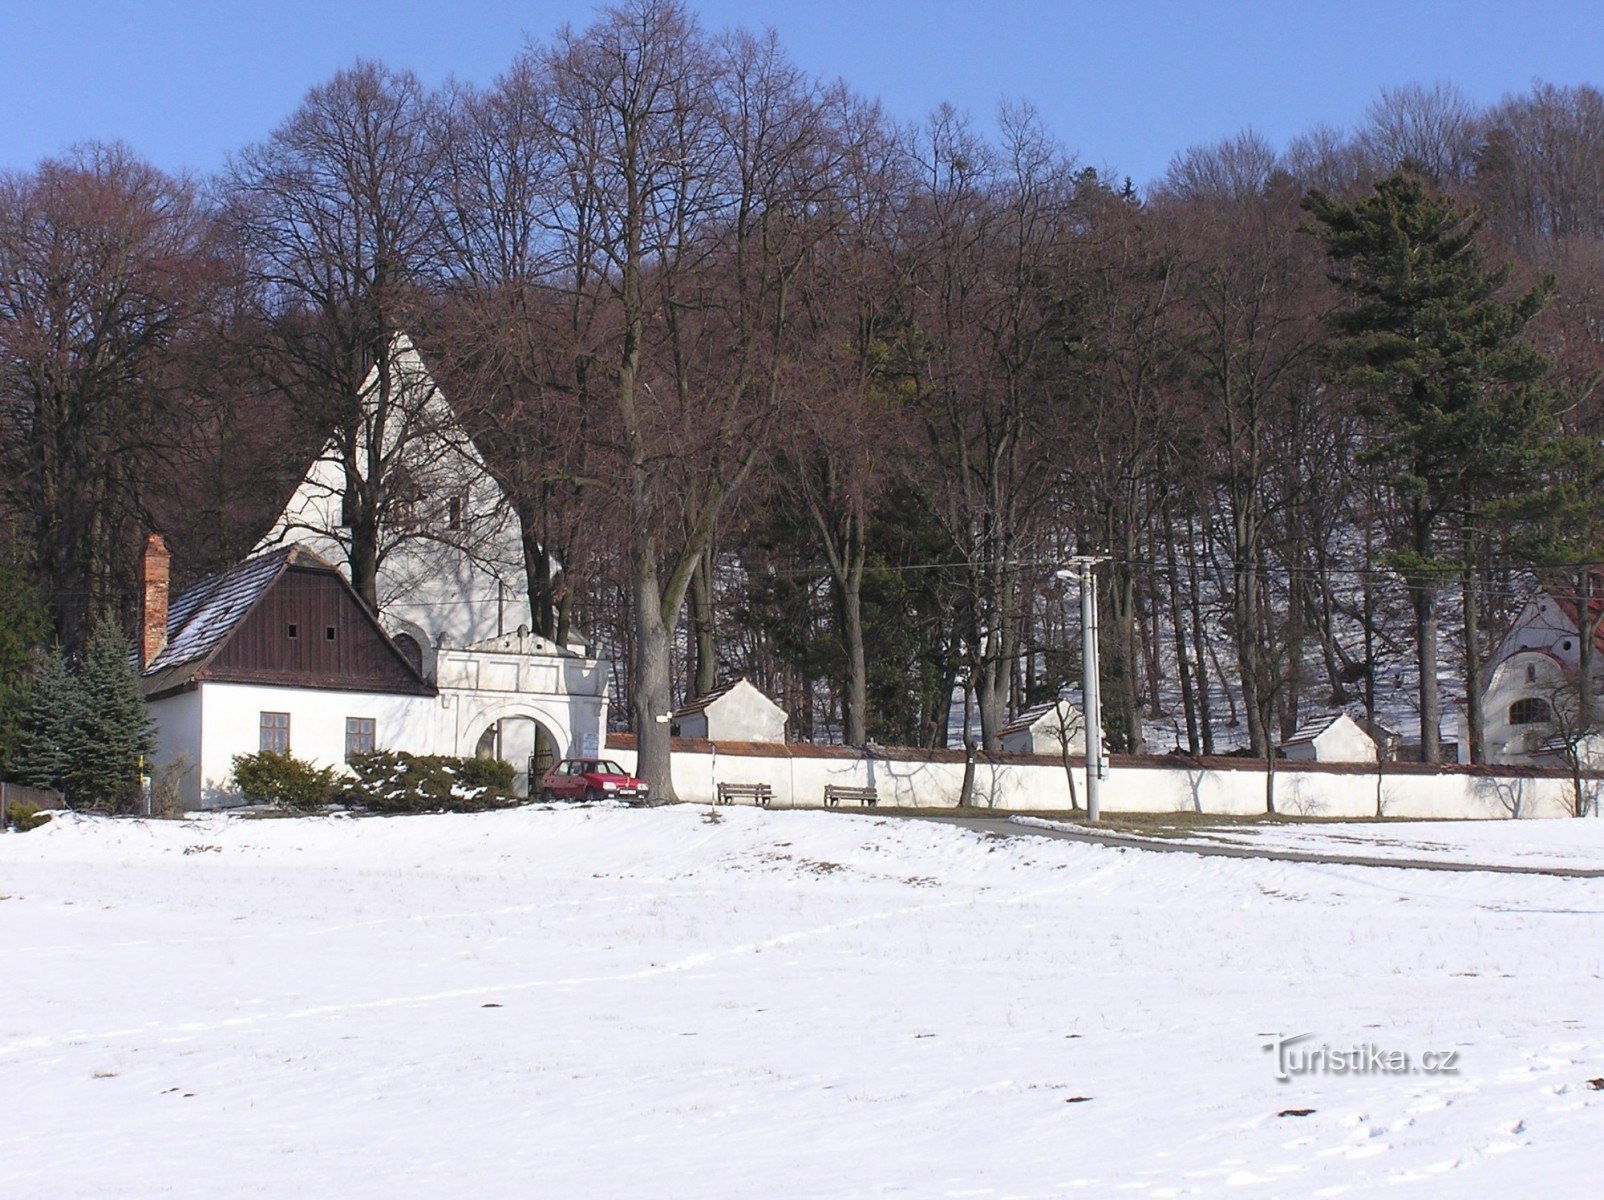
{"left": 998, "top": 699, "right": 1084, "bottom": 756}
{"left": 150, "top": 682, "right": 440, "bottom": 809}
{"left": 257, "top": 335, "right": 553, "bottom": 675}
{"left": 671, "top": 679, "right": 786, "bottom": 742}
{"left": 151, "top": 643, "right": 609, "bottom": 808}
{"left": 606, "top": 741, "right": 1579, "bottom": 819}
{"left": 1279, "top": 713, "right": 1379, "bottom": 764}
{"left": 1463, "top": 589, "right": 1601, "bottom": 765}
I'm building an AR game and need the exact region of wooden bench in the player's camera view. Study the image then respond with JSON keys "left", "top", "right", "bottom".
{"left": 824, "top": 784, "right": 879, "bottom": 808}
{"left": 716, "top": 781, "right": 772, "bottom": 807}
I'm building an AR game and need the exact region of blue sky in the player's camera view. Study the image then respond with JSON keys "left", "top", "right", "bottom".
{"left": 4, "top": 1, "right": 1602, "bottom": 189}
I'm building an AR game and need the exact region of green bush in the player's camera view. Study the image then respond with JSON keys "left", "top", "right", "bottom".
{"left": 230, "top": 751, "right": 338, "bottom": 811}
{"left": 342, "top": 752, "right": 518, "bottom": 814}
{"left": 454, "top": 756, "right": 517, "bottom": 792}
{"left": 5, "top": 800, "right": 52, "bottom": 832}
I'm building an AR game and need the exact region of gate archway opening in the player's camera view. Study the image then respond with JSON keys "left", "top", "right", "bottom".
{"left": 474, "top": 716, "right": 561, "bottom": 797}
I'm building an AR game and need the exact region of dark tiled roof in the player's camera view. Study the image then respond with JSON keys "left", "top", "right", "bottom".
{"left": 673, "top": 679, "right": 743, "bottom": 719}
{"left": 139, "top": 546, "right": 336, "bottom": 695}
{"left": 1000, "top": 701, "right": 1061, "bottom": 737}
{"left": 1282, "top": 711, "right": 1346, "bottom": 747}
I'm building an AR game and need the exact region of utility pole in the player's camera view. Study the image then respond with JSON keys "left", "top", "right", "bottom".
{"left": 1061, "top": 557, "right": 1109, "bottom": 821}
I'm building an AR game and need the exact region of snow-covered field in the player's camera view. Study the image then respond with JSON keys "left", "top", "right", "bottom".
{"left": 1117, "top": 818, "right": 1604, "bottom": 871}
{"left": 3, "top": 806, "right": 1602, "bottom": 1198}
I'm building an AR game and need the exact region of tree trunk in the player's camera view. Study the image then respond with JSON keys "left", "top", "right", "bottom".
{"left": 1186, "top": 511, "right": 1216, "bottom": 755}
{"left": 1414, "top": 584, "right": 1441, "bottom": 763}
{"left": 629, "top": 547, "right": 676, "bottom": 804}
{"left": 1411, "top": 495, "right": 1442, "bottom": 764}
{"left": 1462, "top": 553, "right": 1485, "bottom": 765}
{"left": 689, "top": 546, "right": 717, "bottom": 697}
{"left": 840, "top": 575, "right": 868, "bottom": 745}
{"left": 1163, "top": 498, "right": 1200, "bottom": 755}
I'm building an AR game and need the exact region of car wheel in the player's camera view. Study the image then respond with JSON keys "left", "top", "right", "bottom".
{"left": 583, "top": 787, "right": 602, "bottom": 802}
{"left": 540, "top": 788, "right": 555, "bottom": 803}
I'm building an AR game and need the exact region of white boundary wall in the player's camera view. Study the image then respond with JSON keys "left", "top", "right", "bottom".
{"left": 605, "top": 741, "right": 1587, "bottom": 820}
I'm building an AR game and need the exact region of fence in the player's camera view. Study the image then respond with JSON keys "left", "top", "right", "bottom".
{"left": 0, "top": 781, "right": 66, "bottom": 830}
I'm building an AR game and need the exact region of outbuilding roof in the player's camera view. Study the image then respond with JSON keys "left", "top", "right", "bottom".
{"left": 673, "top": 679, "right": 744, "bottom": 719}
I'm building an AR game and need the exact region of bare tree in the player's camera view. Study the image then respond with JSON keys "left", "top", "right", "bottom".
{"left": 0, "top": 144, "right": 230, "bottom": 643}
{"left": 228, "top": 60, "right": 446, "bottom": 610}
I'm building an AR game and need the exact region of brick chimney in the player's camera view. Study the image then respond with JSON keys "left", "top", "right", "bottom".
{"left": 138, "top": 533, "right": 171, "bottom": 670}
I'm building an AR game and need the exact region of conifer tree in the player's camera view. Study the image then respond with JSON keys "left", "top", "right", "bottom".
{"left": 10, "top": 647, "right": 78, "bottom": 792}
{"left": 63, "top": 620, "right": 155, "bottom": 810}
{"left": 1305, "top": 170, "right": 1564, "bottom": 762}
{"left": 0, "top": 548, "right": 50, "bottom": 776}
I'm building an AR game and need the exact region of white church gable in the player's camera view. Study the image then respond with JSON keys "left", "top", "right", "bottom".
{"left": 258, "top": 335, "right": 535, "bottom": 675}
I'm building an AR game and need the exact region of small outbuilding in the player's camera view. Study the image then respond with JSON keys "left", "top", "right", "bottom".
{"left": 1278, "top": 712, "right": 1380, "bottom": 764}
{"left": 998, "top": 698, "right": 1085, "bottom": 756}
{"left": 671, "top": 679, "right": 786, "bottom": 743}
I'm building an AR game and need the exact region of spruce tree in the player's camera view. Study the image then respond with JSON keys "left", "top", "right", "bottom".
{"left": 1305, "top": 170, "right": 1565, "bottom": 762}
{"left": 0, "top": 548, "right": 51, "bottom": 776}
{"left": 10, "top": 647, "right": 79, "bottom": 792}
{"left": 62, "top": 619, "right": 155, "bottom": 810}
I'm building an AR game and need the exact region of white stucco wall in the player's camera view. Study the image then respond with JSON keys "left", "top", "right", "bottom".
{"left": 684, "top": 682, "right": 786, "bottom": 742}
{"left": 1281, "top": 716, "right": 1377, "bottom": 764}
{"left": 255, "top": 338, "right": 542, "bottom": 673}
{"left": 148, "top": 683, "right": 441, "bottom": 808}
{"left": 605, "top": 743, "right": 1580, "bottom": 820}
{"left": 1000, "top": 701, "right": 1085, "bottom": 755}
{"left": 1474, "top": 651, "right": 1573, "bottom": 765}
{"left": 147, "top": 689, "right": 203, "bottom": 808}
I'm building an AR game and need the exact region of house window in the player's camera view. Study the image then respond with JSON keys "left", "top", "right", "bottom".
{"left": 1510, "top": 698, "right": 1551, "bottom": 726}
{"left": 260, "top": 711, "right": 291, "bottom": 753}
{"left": 1526, "top": 664, "right": 1538, "bottom": 684}
{"left": 325, "top": 626, "right": 337, "bottom": 641}
{"left": 287, "top": 623, "right": 298, "bottom": 639}
{"left": 447, "top": 494, "right": 463, "bottom": 531}
{"left": 345, "top": 717, "right": 376, "bottom": 760}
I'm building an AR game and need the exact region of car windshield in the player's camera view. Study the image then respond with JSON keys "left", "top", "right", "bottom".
{"left": 579, "top": 760, "right": 627, "bottom": 776}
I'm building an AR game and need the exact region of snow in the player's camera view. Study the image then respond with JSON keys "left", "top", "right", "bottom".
{"left": 1025, "top": 818, "right": 1604, "bottom": 872}
{"left": 3, "top": 806, "right": 1602, "bottom": 1198}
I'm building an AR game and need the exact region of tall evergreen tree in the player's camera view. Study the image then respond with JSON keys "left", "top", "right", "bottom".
{"left": 10, "top": 646, "right": 78, "bottom": 791}
{"left": 0, "top": 546, "right": 50, "bottom": 776}
{"left": 63, "top": 620, "right": 155, "bottom": 810}
{"left": 1305, "top": 170, "right": 1563, "bottom": 762}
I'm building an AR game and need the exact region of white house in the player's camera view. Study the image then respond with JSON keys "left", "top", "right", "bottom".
{"left": 249, "top": 333, "right": 609, "bottom": 783}
{"left": 671, "top": 679, "right": 786, "bottom": 743}
{"left": 138, "top": 538, "right": 610, "bottom": 807}
{"left": 1462, "top": 577, "right": 1604, "bottom": 765}
{"left": 998, "top": 698, "right": 1085, "bottom": 756}
{"left": 1278, "top": 712, "right": 1380, "bottom": 763}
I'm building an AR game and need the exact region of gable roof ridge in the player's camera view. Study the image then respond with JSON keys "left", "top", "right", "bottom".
{"left": 143, "top": 548, "right": 298, "bottom": 678}
{"left": 673, "top": 677, "right": 747, "bottom": 718}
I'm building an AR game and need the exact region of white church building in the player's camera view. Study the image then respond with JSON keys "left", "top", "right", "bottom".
{"left": 1462, "top": 577, "right": 1604, "bottom": 765}
{"left": 141, "top": 337, "right": 610, "bottom": 805}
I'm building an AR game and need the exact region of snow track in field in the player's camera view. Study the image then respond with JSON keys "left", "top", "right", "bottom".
{"left": 3, "top": 806, "right": 1601, "bottom": 1198}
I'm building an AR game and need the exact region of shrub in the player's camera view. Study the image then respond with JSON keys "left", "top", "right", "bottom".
{"left": 230, "top": 751, "right": 338, "bottom": 811}
{"left": 342, "top": 752, "right": 518, "bottom": 814}
{"left": 454, "top": 756, "right": 517, "bottom": 792}
{"left": 5, "top": 800, "right": 52, "bottom": 832}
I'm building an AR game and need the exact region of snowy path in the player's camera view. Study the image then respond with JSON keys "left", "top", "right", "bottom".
{"left": 989, "top": 815, "right": 1604, "bottom": 877}
{"left": 3, "top": 806, "right": 1602, "bottom": 1198}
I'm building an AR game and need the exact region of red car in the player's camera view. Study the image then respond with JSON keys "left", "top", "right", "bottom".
{"left": 539, "top": 758, "right": 650, "bottom": 802}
